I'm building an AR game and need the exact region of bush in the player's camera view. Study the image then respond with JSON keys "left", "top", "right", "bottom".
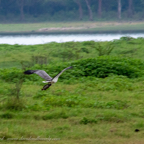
{"left": 71, "top": 56, "right": 144, "bottom": 78}
{"left": 31, "top": 56, "right": 144, "bottom": 81}
{"left": 80, "top": 117, "right": 97, "bottom": 125}
{"left": 0, "top": 68, "right": 23, "bottom": 82}
{"left": 92, "top": 42, "right": 114, "bottom": 56}
{"left": 1, "top": 56, "right": 144, "bottom": 83}
{"left": 120, "top": 36, "right": 135, "bottom": 42}
{"left": 4, "top": 97, "right": 26, "bottom": 111}
{"left": 0, "top": 112, "right": 15, "bottom": 119}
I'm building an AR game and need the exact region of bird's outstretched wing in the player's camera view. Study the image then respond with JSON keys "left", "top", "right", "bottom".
{"left": 52, "top": 66, "right": 73, "bottom": 83}
{"left": 24, "top": 70, "right": 52, "bottom": 81}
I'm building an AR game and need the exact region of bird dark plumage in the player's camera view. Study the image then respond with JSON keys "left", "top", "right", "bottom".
{"left": 24, "top": 70, "right": 37, "bottom": 75}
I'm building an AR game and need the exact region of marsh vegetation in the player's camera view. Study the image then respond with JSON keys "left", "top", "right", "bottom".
{"left": 0, "top": 37, "right": 144, "bottom": 143}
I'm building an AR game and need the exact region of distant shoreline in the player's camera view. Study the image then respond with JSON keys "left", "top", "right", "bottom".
{"left": 0, "top": 30, "right": 144, "bottom": 35}
{"left": 0, "top": 21, "right": 144, "bottom": 35}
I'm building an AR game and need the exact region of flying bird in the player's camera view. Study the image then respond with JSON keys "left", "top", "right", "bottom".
{"left": 24, "top": 66, "right": 73, "bottom": 90}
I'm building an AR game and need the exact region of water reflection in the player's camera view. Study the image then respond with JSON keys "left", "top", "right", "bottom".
{"left": 0, "top": 33, "right": 144, "bottom": 45}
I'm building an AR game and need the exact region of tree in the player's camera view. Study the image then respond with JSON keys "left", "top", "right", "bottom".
{"left": 98, "top": 0, "right": 102, "bottom": 18}
{"left": 85, "top": 0, "right": 93, "bottom": 20}
{"left": 117, "top": 0, "right": 121, "bottom": 19}
{"left": 17, "top": 0, "right": 25, "bottom": 21}
{"left": 128, "top": 0, "right": 133, "bottom": 17}
{"left": 74, "top": 0, "right": 83, "bottom": 20}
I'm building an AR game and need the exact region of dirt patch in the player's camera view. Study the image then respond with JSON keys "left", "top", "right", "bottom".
{"left": 38, "top": 26, "right": 95, "bottom": 32}
{"left": 37, "top": 21, "right": 140, "bottom": 32}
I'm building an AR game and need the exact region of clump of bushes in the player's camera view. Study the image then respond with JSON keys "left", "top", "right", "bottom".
{"left": 40, "top": 56, "right": 144, "bottom": 80}
{"left": 4, "top": 98, "right": 25, "bottom": 111}
{"left": 70, "top": 56, "right": 144, "bottom": 78}
{"left": 0, "top": 56, "right": 144, "bottom": 83}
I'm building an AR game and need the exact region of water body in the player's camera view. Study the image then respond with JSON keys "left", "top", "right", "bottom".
{"left": 0, "top": 33, "right": 144, "bottom": 45}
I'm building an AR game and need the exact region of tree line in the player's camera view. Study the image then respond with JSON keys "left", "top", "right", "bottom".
{"left": 0, "top": 0, "right": 143, "bottom": 22}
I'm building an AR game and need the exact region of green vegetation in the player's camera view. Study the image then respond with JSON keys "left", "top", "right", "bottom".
{"left": 1, "top": 37, "right": 144, "bottom": 143}
{"left": 0, "top": 22, "right": 144, "bottom": 33}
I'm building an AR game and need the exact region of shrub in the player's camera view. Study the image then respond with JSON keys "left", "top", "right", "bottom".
{"left": 120, "top": 36, "right": 135, "bottom": 42}
{"left": 31, "top": 56, "right": 144, "bottom": 81}
{"left": 80, "top": 117, "right": 97, "bottom": 125}
{"left": 4, "top": 97, "right": 26, "bottom": 111}
{"left": 1, "top": 56, "right": 144, "bottom": 82}
{"left": 92, "top": 42, "right": 114, "bottom": 56}
{"left": 70, "top": 56, "right": 144, "bottom": 78}
{"left": 0, "top": 112, "right": 15, "bottom": 119}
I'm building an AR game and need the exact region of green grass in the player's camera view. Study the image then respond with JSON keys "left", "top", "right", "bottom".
{"left": 1, "top": 37, "right": 144, "bottom": 143}
{"left": 1, "top": 37, "right": 144, "bottom": 69}
{"left": 0, "top": 21, "right": 144, "bottom": 33}
{"left": 0, "top": 77, "right": 144, "bottom": 143}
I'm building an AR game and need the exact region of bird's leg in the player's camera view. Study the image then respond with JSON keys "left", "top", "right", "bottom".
{"left": 41, "top": 82, "right": 52, "bottom": 90}
{"left": 41, "top": 83, "right": 52, "bottom": 90}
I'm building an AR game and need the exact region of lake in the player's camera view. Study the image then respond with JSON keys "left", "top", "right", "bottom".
{"left": 0, "top": 33, "right": 144, "bottom": 45}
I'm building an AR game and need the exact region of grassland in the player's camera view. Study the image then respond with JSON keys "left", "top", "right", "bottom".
{"left": 0, "top": 36, "right": 144, "bottom": 68}
{"left": 0, "top": 21, "right": 144, "bottom": 33}
{"left": 0, "top": 37, "right": 144, "bottom": 143}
